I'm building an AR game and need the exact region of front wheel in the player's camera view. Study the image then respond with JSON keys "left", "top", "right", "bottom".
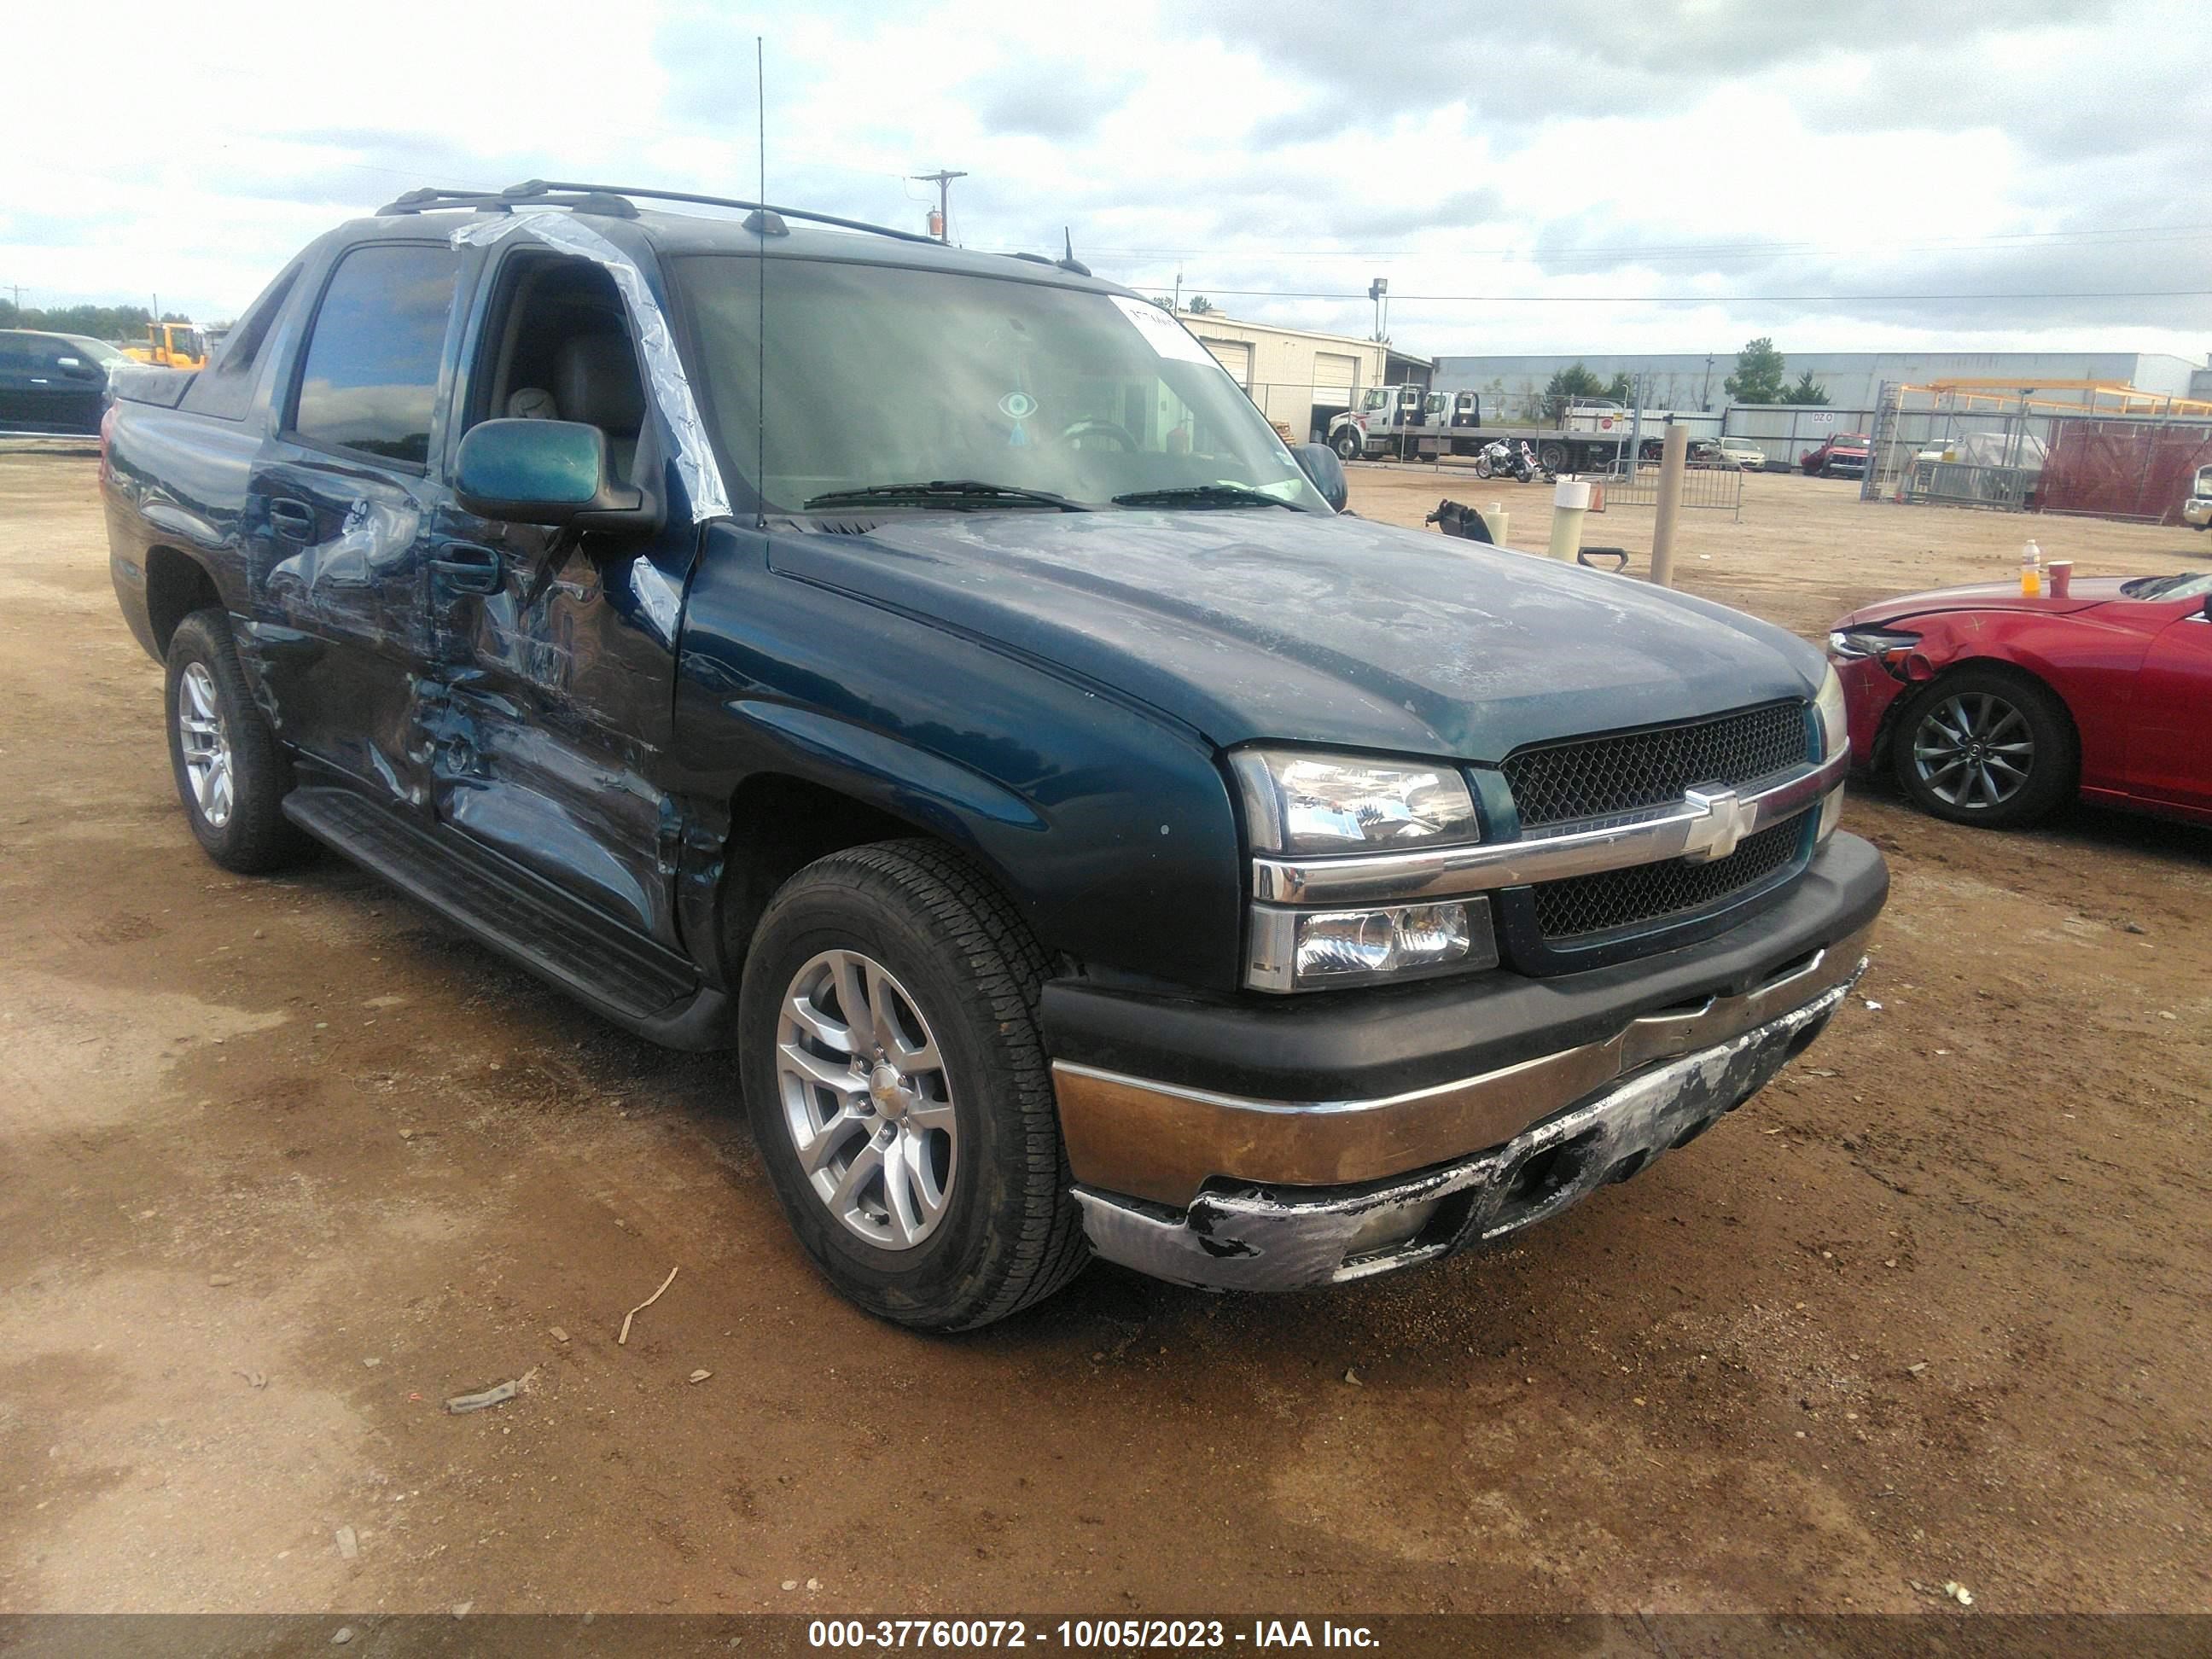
{"left": 738, "top": 840, "right": 1089, "bottom": 1330}
{"left": 164, "top": 608, "right": 306, "bottom": 873}
{"left": 1891, "top": 668, "right": 2076, "bottom": 828}
{"left": 1333, "top": 429, "right": 1363, "bottom": 463}
{"left": 1474, "top": 453, "right": 1493, "bottom": 480}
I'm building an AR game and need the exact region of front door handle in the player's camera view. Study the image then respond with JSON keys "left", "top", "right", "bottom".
{"left": 430, "top": 541, "right": 504, "bottom": 595}
{"left": 267, "top": 498, "right": 315, "bottom": 540}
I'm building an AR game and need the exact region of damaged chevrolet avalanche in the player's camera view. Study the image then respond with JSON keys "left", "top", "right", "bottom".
{"left": 102, "top": 181, "right": 1886, "bottom": 1330}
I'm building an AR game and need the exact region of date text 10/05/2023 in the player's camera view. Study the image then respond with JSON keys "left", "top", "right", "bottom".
{"left": 807, "top": 1620, "right": 1381, "bottom": 1650}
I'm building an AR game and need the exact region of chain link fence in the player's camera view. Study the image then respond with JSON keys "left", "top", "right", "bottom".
{"left": 1861, "top": 383, "right": 2212, "bottom": 522}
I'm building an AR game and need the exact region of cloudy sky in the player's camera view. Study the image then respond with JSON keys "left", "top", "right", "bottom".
{"left": 8, "top": 0, "right": 2209, "bottom": 363}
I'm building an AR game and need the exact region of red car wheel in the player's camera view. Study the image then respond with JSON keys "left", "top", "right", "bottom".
{"left": 1891, "top": 667, "right": 2076, "bottom": 828}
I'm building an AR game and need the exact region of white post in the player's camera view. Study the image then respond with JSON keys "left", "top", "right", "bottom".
{"left": 1650, "top": 423, "right": 1690, "bottom": 586}
{"left": 1547, "top": 477, "right": 1592, "bottom": 562}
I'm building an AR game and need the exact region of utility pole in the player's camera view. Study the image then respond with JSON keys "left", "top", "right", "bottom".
{"left": 911, "top": 169, "right": 966, "bottom": 244}
{"left": 1173, "top": 263, "right": 1182, "bottom": 315}
{"left": 4, "top": 283, "right": 23, "bottom": 323}
{"left": 1700, "top": 353, "right": 1714, "bottom": 410}
{"left": 1369, "top": 276, "right": 1388, "bottom": 342}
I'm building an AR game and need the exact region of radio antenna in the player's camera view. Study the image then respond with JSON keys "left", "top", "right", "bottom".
{"left": 754, "top": 35, "right": 768, "bottom": 530}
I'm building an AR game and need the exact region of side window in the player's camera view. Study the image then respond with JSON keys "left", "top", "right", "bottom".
{"left": 290, "top": 243, "right": 459, "bottom": 466}
{"left": 183, "top": 263, "right": 302, "bottom": 422}
{"left": 0, "top": 336, "right": 33, "bottom": 374}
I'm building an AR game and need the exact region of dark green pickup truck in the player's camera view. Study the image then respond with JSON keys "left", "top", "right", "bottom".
{"left": 102, "top": 180, "right": 1885, "bottom": 1330}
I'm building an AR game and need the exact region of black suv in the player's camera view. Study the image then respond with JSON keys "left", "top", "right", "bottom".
{"left": 101, "top": 182, "right": 1886, "bottom": 1330}
{"left": 0, "top": 329, "right": 121, "bottom": 434}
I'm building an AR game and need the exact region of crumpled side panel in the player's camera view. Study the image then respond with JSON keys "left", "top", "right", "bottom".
{"left": 452, "top": 212, "right": 731, "bottom": 522}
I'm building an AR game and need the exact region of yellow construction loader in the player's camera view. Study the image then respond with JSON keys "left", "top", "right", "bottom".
{"left": 122, "top": 322, "right": 209, "bottom": 370}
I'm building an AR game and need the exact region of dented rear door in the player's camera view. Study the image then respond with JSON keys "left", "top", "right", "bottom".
{"left": 245, "top": 238, "right": 465, "bottom": 808}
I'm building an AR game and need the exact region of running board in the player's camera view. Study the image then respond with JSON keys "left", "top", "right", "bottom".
{"left": 282, "top": 787, "right": 736, "bottom": 1050}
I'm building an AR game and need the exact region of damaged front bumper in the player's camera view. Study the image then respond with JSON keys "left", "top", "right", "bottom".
{"left": 1071, "top": 968, "right": 1860, "bottom": 1293}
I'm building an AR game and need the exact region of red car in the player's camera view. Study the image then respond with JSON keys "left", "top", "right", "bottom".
{"left": 1801, "top": 432, "right": 1871, "bottom": 477}
{"left": 1827, "top": 572, "right": 2212, "bottom": 827}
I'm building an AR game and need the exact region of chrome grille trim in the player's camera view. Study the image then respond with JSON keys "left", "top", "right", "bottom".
{"left": 1249, "top": 749, "right": 1847, "bottom": 905}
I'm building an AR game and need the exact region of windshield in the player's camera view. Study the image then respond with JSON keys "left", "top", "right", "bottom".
{"left": 62, "top": 335, "right": 130, "bottom": 366}
{"left": 675, "top": 256, "right": 1327, "bottom": 515}
{"left": 1837, "top": 433, "right": 1870, "bottom": 446}
{"left": 1363, "top": 387, "right": 1390, "bottom": 410}
{"left": 2120, "top": 573, "right": 2212, "bottom": 601}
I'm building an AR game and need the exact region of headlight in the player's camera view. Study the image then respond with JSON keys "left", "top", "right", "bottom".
{"left": 1231, "top": 748, "right": 1478, "bottom": 855}
{"left": 1813, "top": 666, "right": 1849, "bottom": 845}
{"left": 1813, "top": 664, "right": 1849, "bottom": 760}
{"left": 1826, "top": 626, "right": 1919, "bottom": 661}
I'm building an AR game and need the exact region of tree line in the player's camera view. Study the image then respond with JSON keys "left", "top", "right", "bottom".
{"left": 1532, "top": 342, "right": 1829, "bottom": 415}
{"left": 1, "top": 300, "right": 201, "bottom": 341}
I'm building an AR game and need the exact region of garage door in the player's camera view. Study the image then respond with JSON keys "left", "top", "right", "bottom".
{"left": 1202, "top": 338, "right": 1252, "bottom": 389}
{"left": 1313, "top": 352, "right": 1359, "bottom": 406}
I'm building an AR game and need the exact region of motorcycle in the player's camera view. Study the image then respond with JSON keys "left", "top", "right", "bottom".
{"left": 1474, "top": 438, "right": 1539, "bottom": 483}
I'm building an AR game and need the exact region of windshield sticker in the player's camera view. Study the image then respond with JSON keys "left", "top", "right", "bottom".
{"left": 1107, "top": 295, "right": 1219, "bottom": 366}
{"left": 998, "top": 388, "right": 1036, "bottom": 447}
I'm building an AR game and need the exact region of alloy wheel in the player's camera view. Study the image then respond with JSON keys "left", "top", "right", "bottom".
{"left": 1910, "top": 690, "right": 2034, "bottom": 811}
{"left": 775, "top": 948, "right": 958, "bottom": 1251}
{"left": 177, "top": 661, "right": 235, "bottom": 828}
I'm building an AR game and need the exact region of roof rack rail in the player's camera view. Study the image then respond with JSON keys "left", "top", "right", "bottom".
{"left": 376, "top": 179, "right": 943, "bottom": 246}
{"left": 377, "top": 185, "right": 641, "bottom": 218}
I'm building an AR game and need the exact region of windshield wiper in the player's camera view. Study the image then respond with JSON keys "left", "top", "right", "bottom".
{"left": 803, "top": 480, "right": 1090, "bottom": 512}
{"left": 1109, "top": 484, "right": 1301, "bottom": 510}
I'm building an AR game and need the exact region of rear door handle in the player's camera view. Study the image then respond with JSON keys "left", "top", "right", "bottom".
{"left": 267, "top": 498, "right": 315, "bottom": 539}
{"left": 430, "top": 540, "right": 504, "bottom": 595}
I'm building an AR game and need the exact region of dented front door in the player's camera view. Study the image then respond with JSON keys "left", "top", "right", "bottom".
{"left": 420, "top": 503, "right": 696, "bottom": 947}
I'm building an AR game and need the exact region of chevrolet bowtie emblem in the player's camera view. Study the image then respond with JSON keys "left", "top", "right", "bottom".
{"left": 1681, "top": 786, "right": 1751, "bottom": 862}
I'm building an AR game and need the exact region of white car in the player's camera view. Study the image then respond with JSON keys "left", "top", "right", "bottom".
{"left": 1714, "top": 437, "right": 1768, "bottom": 472}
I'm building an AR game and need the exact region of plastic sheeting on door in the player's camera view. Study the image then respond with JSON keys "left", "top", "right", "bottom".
{"left": 452, "top": 212, "right": 732, "bottom": 521}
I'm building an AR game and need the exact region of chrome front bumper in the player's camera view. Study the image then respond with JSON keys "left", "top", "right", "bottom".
{"left": 2183, "top": 496, "right": 2211, "bottom": 528}
{"left": 1072, "top": 964, "right": 1861, "bottom": 1293}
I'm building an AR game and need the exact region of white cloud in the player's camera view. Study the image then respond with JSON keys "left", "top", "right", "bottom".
{"left": 4, "top": 0, "right": 2206, "bottom": 362}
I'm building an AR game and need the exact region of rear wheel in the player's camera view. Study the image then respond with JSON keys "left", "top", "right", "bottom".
{"left": 1891, "top": 667, "right": 2075, "bottom": 828}
{"left": 164, "top": 608, "right": 306, "bottom": 873}
{"left": 1539, "top": 441, "right": 1567, "bottom": 474}
{"left": 738, "top": 840, "right": 1088, "bottom": 1330}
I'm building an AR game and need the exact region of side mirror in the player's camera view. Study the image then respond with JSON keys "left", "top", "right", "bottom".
{"left": 1292, "top": 441, "right": 1348, "bottom": 513}
{"left": 454, "top": 418, "right": 658, "bottom": 533}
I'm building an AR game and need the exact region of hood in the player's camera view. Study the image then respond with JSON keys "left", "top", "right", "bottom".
{"left": 770, "top": 509, "right": 1824, "bottom": 762}
{"left": 1834, "top": 578, "right": 2130, "bottom": 629}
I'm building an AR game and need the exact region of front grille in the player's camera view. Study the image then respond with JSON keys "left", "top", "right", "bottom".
{"left": 1532, "top": 813, "right": 1806, "bottom": 942}
{"left": 1502, "top": 701, "right": 1810, "bottom": 830}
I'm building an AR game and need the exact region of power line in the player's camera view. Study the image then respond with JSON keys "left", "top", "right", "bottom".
{"left": 1126, "top": 286, "right": 2212, "bottom": 306}
{"left": 1048, "top": 224, "right": 2212, "bottom": 263}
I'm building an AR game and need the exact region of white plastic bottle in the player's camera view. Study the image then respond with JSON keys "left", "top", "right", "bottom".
{"left": 2020, "top": 538, "right": 2042, "bottom": 597}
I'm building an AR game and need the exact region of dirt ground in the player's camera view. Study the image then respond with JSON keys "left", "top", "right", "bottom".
{"left": 2, "top": 448, "right": 2207, "bottom": 1617}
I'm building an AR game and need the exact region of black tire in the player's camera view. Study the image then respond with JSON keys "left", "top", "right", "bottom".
{"left": 1333, "top": 428, "right": 1363, "bottom": 463}
{"left": 164, "top": 608, "right": 306, "bottom": 873}
{"left": 1473, "top": 453, "right": 1493, "bottom": 480}
{"left": 1539, "top": 441, "right": 1567, "bottom": 474}
{"left": 737, "top": 840, "right": 1088, "bottom": 1331}
{"left": 1890, "top": 666, "right": 2077, "bottom": 828}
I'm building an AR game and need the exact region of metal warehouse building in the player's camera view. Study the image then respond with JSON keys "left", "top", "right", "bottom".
{"left": 1169, "top": 310, "right": 1430, "bottom": 443}
{"left": 1429, "top": 350, "right": 2210, "bottom": 416}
